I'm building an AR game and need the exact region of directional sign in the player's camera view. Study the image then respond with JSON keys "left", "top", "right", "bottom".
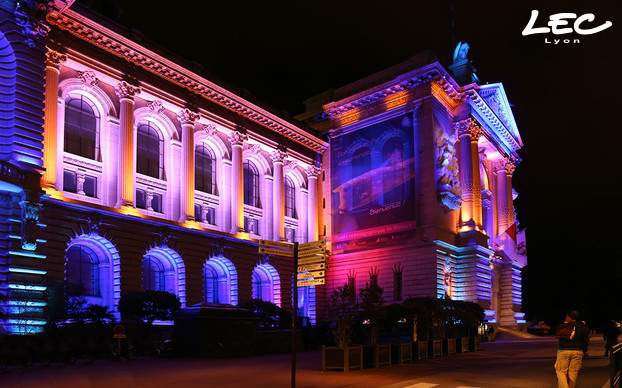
{"left": 297, "top": 255, "right": 328, "bottom": 265}
{"left": 298, "top": 278, "right": 326, "bottom": 286}
{"left": 258, "top": 246, "right": 294, "bottom": 257}
{"left": 297, "top": 262, "right": 326, "bottom": 272}
{"left": 299, "top": 247, "right": 326, "bottom": 257}
{"left": 259, "top": 239, "right": 294, "bottom": 250}
{"left": 297, "top": 270, "right": 325, "bottom": 280}
{"left": 299, "top": 239, "right": 326, "bottom": 250}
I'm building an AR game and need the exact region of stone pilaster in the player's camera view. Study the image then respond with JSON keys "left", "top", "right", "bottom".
{"left": 456, "top": 118, "right": 483, "bottom": 231}
{"left": 42, "top": 49, "right": 66, "bottom": 192}
{"left": 494, "top": 158, "right": 515, "bottom": 234}
{"left": 177, "top": 108, "right": 200, "bottom": 222}
{"left": 271, "top": 150, "right": 287, "bottom": 241}
{"left": 305, "top": 165, "right": 321, "bottom": 242}
{"left": 228, "top": 131, "right": 247, "bottom": 234}
{"left": 114, "top": 81, "right": 140, "bottom": 208}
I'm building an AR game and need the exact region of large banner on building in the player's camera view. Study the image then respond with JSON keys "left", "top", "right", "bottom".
{"left": 330, "top": 113, "right": 416, "bottom": 253}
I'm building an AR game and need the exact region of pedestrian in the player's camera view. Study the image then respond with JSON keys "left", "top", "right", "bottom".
{"left": 554, "top": 310, "right": 589, "bottom": 388}
{"left": 604, "top": 319, "right": 621, "bottom": 357}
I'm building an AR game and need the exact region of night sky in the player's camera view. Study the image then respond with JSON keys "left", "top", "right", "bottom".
{"left": 81, "top": 0, "right": 621, "bottom": 328}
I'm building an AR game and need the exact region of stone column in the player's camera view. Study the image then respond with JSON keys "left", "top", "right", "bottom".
{"left": 271, "top": 150, "right": 287, "bottom": 241}
{"left": 228, "top": 131, "right": 247, "bottom": 234}
{"left": 114, "top": 81, "right": 141, "bottom": 208}
{"left": 42, "top": 50, "right": 66, "bottom": 192}
{"left": 456, "top": 118, "right": 483, "bottom": 231}
{"left": 177, "top": 108, "right": 200, "bottom": 222}
{"left": 305, "top": 165, "right": 321, "bottom": 242}
{"left": 495, "top": 158, "right": 516, "bottom": 234}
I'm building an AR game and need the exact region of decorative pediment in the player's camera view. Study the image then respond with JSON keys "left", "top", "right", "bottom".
{"left": 473, "top": 83, "right": 522, "bottom": 152}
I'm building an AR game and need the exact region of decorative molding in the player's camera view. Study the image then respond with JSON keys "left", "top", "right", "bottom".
{"left": 46, "top": 9, "right": 327, "bottom": 153}
{"left": 20, "top": 200, "right": 42, "bottom": 251}
{"left": 147, "top": 100, "right": 164, "bottom": 116}
{"left": 45, "top": 49, "right": 67, "bottom": 69}
{"left": 177, "top": 108, "right": 200, "bottom": 126}
{"left": 248, "top": 143, "right": 262, "bottom": 155}
{"left": 455, "top": 118, "right": 482, "bottom": 140}
{"left": 63, "top": 155, "right": 103, "bottom": 173}
{"left": 136, "top": 175, "right": 167, "bottom": 190}
{"left": 202, "top": 123, "right": 218, "bottom": 137}
{"left": 15, "top": 0, "right": 51, "bottom": 47}
{"left": 270, "top": 149, "right": 287, "bottom": 164}
{"left": 77, "top": 70, "right": 98, "bottom": 90}
{"left": 435, "top": 128, "right": 461, "bottom": 211}
{"left": 305, "top": 165, "right": 321, "bottom": 178}
{"left": 284, "top": 159, "right": 298, "bottom": 172}
{"left": 228, "top": 131, "right": 248, "bottom": 147}
{"left": 114, "top": 80, "right": 141, "bottom": 100}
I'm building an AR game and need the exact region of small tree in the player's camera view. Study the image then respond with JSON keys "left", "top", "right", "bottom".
{"left": 359, "top": 282, "right": 385, "bottom": 345}
{"left": 329, "top": 283, "right": 357, "bottom": 348}
{"left": 239, "top": 299, "right": 292, "bottom": 329}
{"left": 118, "top": 291, "right": 181, "bottom": 327}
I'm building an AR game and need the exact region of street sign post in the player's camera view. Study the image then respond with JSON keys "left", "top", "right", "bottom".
{"left": 298, "top": 246, "right": 326, "bottom": 257}
{"left": 258, "top": 247, "right": 294, "bottom": 257}
{"left": 296, "top": 270, "right": 325, "bottom": 280}
{"left": 297, "top": 262, "right": 326, "bottom": 272}
{"left": 297, "top": 278, "right": 326, "bottom": 286}
{"left": 297, "top": 255, "right": 328, "bottom": 265}
{"left": 259, "top": 239, "right": 294, "bottom": 250}
{"left": 299, "top": 239, "right": 326, "bottom": 250}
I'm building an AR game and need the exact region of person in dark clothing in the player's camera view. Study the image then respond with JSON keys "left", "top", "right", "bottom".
{"left": 554, "top": 310, "right": 590, "bottom": 388}
{"left": 604, "top": 320, "right": 621, "bottom": 357}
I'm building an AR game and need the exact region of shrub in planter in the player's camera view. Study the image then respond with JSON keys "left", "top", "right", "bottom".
{"left": 322, "top": 283, "right": 362, "bottom": 372}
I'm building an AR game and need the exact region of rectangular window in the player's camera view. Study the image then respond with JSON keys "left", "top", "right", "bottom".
{"left": 63, "top": 170, "right": 77, "bottom": 193}
{"left": 393, "top": 271, "right": 403, "bottom": 301}
{"left": 194, "top": 204, "right": 203, "bottom": 222}
{"left": 244, "top": 216, "right": 258, "bottom": 235}
{"left": 205, "top": 207, "right": 216, "bottom": 225}
{"left": 370, "top": 273, "right": 378, "bottom": 286}
{"left": 83, "top": 175, "right": 97, "bottom": 198}
{"left": 151, "top": 193, "right": 162, "bottom": 213}
{"left": 136, "top": 189, "right": 146, "bottom": 209}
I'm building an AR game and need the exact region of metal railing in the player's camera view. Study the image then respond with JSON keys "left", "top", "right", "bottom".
{"left": 610, "top": 343, "right": 622, "bottom": 388}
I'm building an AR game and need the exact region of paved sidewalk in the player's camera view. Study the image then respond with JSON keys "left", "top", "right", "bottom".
{"left": 2, "top": 336, "right": 611, "bottom": 388}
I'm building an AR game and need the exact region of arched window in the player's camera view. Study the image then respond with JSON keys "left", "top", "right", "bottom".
{"left": 204, "top": 257, "right": 238, "bottom": 305}
{"left": 142, "top": 255, "right": 165, "bottom": 291}
{"left": 64, "top": 95, "right": 100, "bottom": 160}
{"left": 284, "top": 177, "right": 296, "bottom": 218}
{"left": 243, "top": 160, "right": 260, "bottom": 207}
{"left": 66, "top": 245, "right": 99, "bottom": 296}
{"left": 382, "top": 138, "right": 404, "bottom": 204}
{"left": 195, "top": 144, "right": 216, "bottom": 194}
{"left": 137, "top": 122, "right": 164, "bottom": 179}
{"left": 251, "top": 264, "right": 280, "bottom": 305}
{"left": 351, "top": 147, "right": 371, "bottom": 212}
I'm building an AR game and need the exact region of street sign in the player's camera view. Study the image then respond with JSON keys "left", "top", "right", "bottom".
{"left": 297, "top": 278, "right": 326, "bottom": 286}
{"left": 258, "top": 246, "right": 294, "bottom": 257}
{"left": 297, "top": 270, "right": 325, "bottom": 280}
{"left": 297, "top": 255, "right": 328, "bottom": 265}
{"left": 298, "top": 247, "right": 326, "bottom": 257}
{"left": 259, "top": 239, "right": 294, "bottom": 250}
{"left": 299, "top": 239, "right": 326, "bottom": 250}
{"left": 113, "top": 334, "right": 126, "bottom": 339}
{"left": 297, "top": 262, "right": 326, "bottom": 272}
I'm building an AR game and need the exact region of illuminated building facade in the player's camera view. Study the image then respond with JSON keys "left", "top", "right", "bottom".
{"left": 0, "top": 2, "right": 526, "bottom": 335}
{"left": 299, "top": 46, "right": 527, "bottom": 327}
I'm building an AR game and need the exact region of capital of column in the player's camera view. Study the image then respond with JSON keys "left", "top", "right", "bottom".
{"left": 305, "top": 165, "right": 322, "bottom": 178}
{"left": 114, "top": 81, "right": 141, "bottom": 101}
{"left": 494, "top": 158, "right": 516, "bottom": 174}
{"left": 270, "top": 149, "right": 287, "bottom": 164}
{"left": 177, "top": 108, "right": 200, "bottom": 126}
{"left": 455, "top": 118, "right": 482, "bottom": 140}
{"left": 45, "top": 49, "right": 66, "bottom": 70}
{"left": 228, "top": 131, "right": 248, "bottom": 147}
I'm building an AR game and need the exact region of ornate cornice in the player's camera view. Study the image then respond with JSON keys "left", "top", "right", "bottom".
{"left": 228, "top": 131, "right": 248, "bottom": 146}
{"left": 114, "top": 81, "right": 141, "bottom": 101}
{"left": 46, "top": 9, "right": 326, "bottom": 153}
{"left": 177, "top": 108, "right": 200, "bottom": 126}
{"left": 45, "top": 49, "right": 66, "bottom": 69}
